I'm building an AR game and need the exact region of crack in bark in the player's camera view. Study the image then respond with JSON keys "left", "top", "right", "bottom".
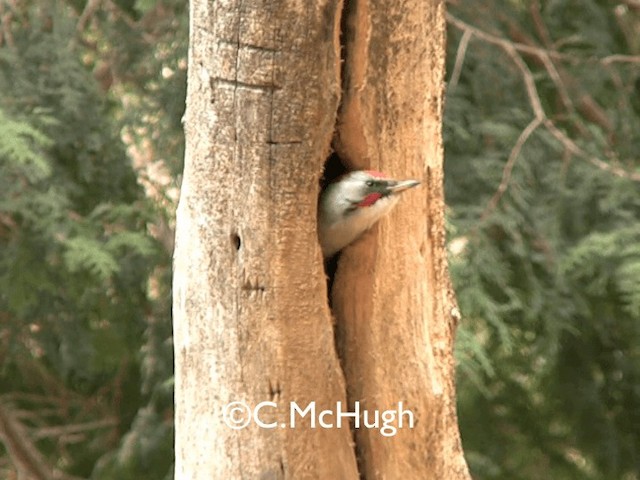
{"left": 332, "top": 0, "right": 371, "bottom": 169}
{"left": 212, "top": 76, "right": 282, "bottom": 92}
{"left": 268, "top": 379, "right": 282, "bottom": 401}
{"left": 219, "top": 38, "right": 278, "bottom": 53}
{"left": 328, "top": 0, "right": 369, "bottom": 478}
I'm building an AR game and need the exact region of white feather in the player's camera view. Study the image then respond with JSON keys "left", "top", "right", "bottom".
{"left": 318, "top": 171, "right": 402, "bottom": 257}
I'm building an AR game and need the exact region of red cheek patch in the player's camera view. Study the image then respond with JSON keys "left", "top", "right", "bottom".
{"left": 358, "top": 192, "right": 383, "bottom": 207}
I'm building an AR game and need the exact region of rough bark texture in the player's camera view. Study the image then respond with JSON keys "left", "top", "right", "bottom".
{"left": 175, "top": 0, "right": 469, "bottom": 478}
{"left": 173, "top": 0, "right": 358, "bottom": 478}
{"left": 332, "top": 0, "right": 471, "bottom": 479}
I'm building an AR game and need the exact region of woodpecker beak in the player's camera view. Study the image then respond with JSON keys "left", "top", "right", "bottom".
{"left": 385, "top": 179, "right": 420, "bottom": 194}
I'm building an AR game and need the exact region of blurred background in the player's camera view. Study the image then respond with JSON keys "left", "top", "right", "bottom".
{"left": 0, "top": 0, "right": 638, "bottom": 478}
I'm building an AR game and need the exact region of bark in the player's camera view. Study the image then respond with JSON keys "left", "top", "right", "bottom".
{"left": 174, "top": 0, "right": 469, "bottom": 478}
{"left": 332, "top": 0, "right": 471, "bottom": 478}
{"left": 173, "top": 0, "right": 357, "bottom": 478}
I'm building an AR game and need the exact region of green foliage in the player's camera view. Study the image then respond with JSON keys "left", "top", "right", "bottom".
{"left": 0, "top": 2, "right": 174, "bottom": 478}
{"left": 92, "top": 406, "right": 174, "bottom": 480}
{"left": 446, "top": 2, "right": 640, "bottom": 479}
{"left": 0, "top": 109, "right": 53, "bottom": 180}
{"left": 3, "top": 0, "right": 639, "bottom": 478}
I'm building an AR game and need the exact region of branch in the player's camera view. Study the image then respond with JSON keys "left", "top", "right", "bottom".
{"left": 621, "top": 0, "right": 640, "bottom": 8}
{"left": 446, "top": 13, "right": 573, "bottom": 62}
{"left": 449, "top": 29, "right": 472, "bottom": 90}
{"left": 481, "top": 117, "right": 543, "bottom": 219}
{"left": 525, "top": 2, "right": 576, "bottom": 114}
{"left": 32, "top": 418, "right": 117, "bottom": 441}
{"left": 103, "top": 0, "right": 156, "bottom": 44}
{"left": 447, "top": 13, "right": 640, "bottom": 185}
{"left": 601, "top": 54, "right": 640, "bottom": 65}
{"left": 0, "top": 403, "right": 54, "bottom": 480}
{"left": 0, "top": 1, "right": 15, "bottom": 48}
{"left": 76, "top": 0, "right": 102, "bottom": 33}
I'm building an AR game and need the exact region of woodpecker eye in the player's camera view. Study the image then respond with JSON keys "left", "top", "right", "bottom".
{"left": 366, "top": 180, "right": 374, "bottom": 187}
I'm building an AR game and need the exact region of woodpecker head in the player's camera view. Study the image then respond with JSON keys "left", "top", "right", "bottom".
{"left": 318, "top": 170, "right": 420, "bottom": 258}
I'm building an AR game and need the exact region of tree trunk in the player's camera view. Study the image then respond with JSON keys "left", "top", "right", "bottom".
{"left": 332, "top": 1, "right": 470, "bottom": 478}
{"left": 174, "top": 1, "right": 357, "bottom": 478}
{"left": 173, "top": 0, "right": 469, "bottom": 478}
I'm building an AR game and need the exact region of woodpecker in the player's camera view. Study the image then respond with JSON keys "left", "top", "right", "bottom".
{"left": 318, "top": 170, "right": 420, "bottom": 257}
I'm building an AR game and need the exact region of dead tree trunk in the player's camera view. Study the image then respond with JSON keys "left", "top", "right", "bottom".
{"left": 173, "top": 0, "right": 469, "bottom": 478}
{"left": 173, "top": 1, "right": 356, "bottom": 478}
{"left": 332, "top": 1, "right": 470, "bottom": 478}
